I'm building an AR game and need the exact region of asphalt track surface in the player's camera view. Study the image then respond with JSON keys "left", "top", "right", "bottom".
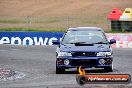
{"left": 0, "top": 45, "right": 132, "bottom": 88}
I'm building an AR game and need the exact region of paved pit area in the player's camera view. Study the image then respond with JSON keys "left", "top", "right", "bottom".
{"left": 0, "top": 45, "right": 132, "bottom": 88}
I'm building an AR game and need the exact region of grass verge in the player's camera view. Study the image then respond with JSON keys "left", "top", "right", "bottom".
{"left": 0, "top": 27, "right": 132, "bottom": 33}
{"left": 0, "top": 27, "right": 66, "bottom": 32}
{"left": 110, "top": 29, "right": 132, "bottom": 33}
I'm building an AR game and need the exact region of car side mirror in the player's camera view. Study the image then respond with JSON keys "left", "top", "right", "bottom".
{"left": 109, "top": 39, "right": 116, "bottom": 44}
{"left": 52, "top": 40, "right": 60, "bottom": 45}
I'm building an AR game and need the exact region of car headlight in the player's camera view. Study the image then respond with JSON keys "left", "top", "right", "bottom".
{"left": 97, "top": 52, "right": 112, "bottom": 56}
{"left": 58, "top": 52, "right": 72, "bottom": 56}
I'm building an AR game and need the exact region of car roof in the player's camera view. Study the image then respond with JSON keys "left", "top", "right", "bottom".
{"left": 67, "top": 27, "right": 103, "bottom": 31}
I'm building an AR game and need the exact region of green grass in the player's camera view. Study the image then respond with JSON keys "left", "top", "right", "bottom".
{"left": 0, "top": 18, "right": 61, "bottom": 24}
{"left": 0, "top": 19, "right": 25, "bottom": 24}
{"left": 1, "top": 27, "right": 132, "bottom": 33}
{"left": 0, "top": 17, "right": 131, "bottom": 33}
{"left": 34, "top": 19, "right": 60, "bottom": 24}
{"left": 0, "top": 27, "right": 66, "bottom": 32}
{"left": 110, "top": 29, "right": 132, "bottom": 33}
{"left": 1, "top": 26, "right": 132, "bottom": 33}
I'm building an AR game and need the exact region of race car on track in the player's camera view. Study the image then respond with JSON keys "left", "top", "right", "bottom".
{"left": 53, "top": 27, "right": 116, "bottom": 74}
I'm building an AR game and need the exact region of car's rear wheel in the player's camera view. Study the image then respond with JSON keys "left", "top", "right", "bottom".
{"left": 104, "top": 66, "right": 113, "bottom": 72}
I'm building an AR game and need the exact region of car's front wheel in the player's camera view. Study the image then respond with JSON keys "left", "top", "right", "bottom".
{"left": 104, "top": 66, "right": 113, "bottom": 72}
{"left": 56, "top": 66, "right": 65, "bottom": 74}
{"left": 56, "top": 61, "right": 65, "bottom": 74}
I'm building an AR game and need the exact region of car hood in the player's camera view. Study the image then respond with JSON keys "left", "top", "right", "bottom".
{"left": 59, "top": 44, "right": 111, "bottom": 52}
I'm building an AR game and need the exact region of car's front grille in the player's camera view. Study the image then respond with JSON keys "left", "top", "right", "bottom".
{"left": 72, "top": 52, "right": 96, "bottom": 57}
{"left": 71, "top": 59, "right": 96, "bottom": 67}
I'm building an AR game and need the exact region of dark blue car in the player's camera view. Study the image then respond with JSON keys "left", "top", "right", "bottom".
{"left": 53, "top": 27, "right": 116, "bottom": 74}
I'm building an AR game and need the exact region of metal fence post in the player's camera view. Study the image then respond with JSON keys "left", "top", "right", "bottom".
{"left": 25, "top": 16, "right": 31, "bottom": 30}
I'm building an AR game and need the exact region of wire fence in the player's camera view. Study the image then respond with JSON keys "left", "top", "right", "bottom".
{"left": 0, "top": 16, "right": 131, "bottom": 32}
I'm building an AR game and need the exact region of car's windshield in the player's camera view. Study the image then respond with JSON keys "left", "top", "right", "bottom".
{"left": 61, "top": 30, "right": 108, "bottom": 44}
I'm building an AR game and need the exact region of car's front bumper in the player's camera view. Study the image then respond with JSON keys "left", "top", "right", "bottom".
{"left": 56, "top": 56, "right": 113, "bottom": 69}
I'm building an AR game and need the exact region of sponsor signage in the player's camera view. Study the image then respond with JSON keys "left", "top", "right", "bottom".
{"left": 0, "top": 32, "right": 132, "bottom": 48}
{"left": 76, "top": 74, "right": 131, "bottom": 85}
{"left": 0, "top": 32, "right": 63, "bottom": 45}
{"left": 76, "top": 66, "right": 131, "bottom": 85}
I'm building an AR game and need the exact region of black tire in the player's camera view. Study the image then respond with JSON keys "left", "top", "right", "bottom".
{"left": 56, "top": 60, "right": 65, "bottom": 74}
{"left": 104, "top": 66, "right": 113, "bottom": 72}
{"left": 56, "top": 66, "right": 65, "bottom": 74}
